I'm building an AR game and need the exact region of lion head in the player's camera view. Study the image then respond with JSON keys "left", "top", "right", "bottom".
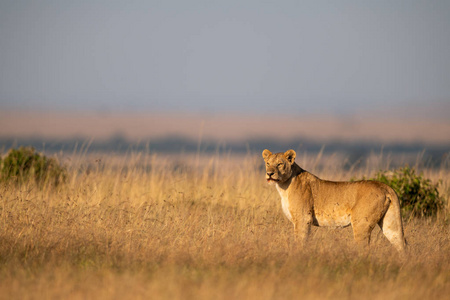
{"left": 262, "top": 149, "right": 296, "bottom": 185}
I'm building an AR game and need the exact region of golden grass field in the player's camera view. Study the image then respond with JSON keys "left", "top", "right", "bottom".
{"left": 0, "top": 151, "right": 449, "bottom": 300}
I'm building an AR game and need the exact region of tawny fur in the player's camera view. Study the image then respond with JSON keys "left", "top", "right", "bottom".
{"left": 263, "top": 149, "right": 406, "bottom": 253}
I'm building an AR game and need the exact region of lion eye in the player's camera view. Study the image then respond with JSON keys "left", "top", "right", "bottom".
{"left": 277, "top": 163, "right": 283, "bottom": 167}
{"left": 266, "top": 163, "right": 270, "bottom": 167}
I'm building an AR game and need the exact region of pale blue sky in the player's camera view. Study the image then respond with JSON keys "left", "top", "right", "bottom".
{"left": 1, "top": 1, "right": 449, "bottom": 114}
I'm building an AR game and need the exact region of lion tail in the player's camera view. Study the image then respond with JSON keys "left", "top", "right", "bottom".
{"left": 382, "top": 189, "right": 407, "bottom": 252}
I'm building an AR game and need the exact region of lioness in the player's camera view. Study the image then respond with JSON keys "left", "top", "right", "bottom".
{"left": 263, "top": 149, "right": 406, "bottom": 252}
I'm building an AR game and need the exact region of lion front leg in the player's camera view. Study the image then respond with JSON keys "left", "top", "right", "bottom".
{"left": 293, "top": 221, "right": 311, "bottom": 246}
{"left": 291, "top": 208, "right": 313, "bottom": 246}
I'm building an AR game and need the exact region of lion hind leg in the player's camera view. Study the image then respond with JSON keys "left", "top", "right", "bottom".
{"left": 378, "top": 201, "right": 406, "bottom": 253}
{"left": 350, "top": 224, "right": 374, "bottom": 256}
{"left": 351, "top": 218, "right": 374, "bottom": 248}
{"left": 350, "top": 213, "right": 377, "bottom": 256}
{"left": 350, "top": 202, "right": 382, "bottom": 249}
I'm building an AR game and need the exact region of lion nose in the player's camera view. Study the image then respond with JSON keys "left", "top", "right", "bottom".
{"left": 267, "top": 172, "right": 274, "bottom": 177}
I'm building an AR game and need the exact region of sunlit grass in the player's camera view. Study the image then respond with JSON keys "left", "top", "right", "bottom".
{"left": 0, "top": 151, "right": 448, "bottom": 299}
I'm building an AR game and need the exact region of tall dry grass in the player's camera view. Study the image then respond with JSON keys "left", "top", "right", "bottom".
{"left": 0, "top": 151, "right": 448, "bottom": 300}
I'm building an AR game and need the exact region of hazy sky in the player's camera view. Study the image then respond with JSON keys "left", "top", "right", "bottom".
{"left": 1, "top": 0, "right": 449, "bottom": 114}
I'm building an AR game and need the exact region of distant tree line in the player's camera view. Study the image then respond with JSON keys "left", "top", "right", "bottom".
{"left": 0, "top": 135, "right": 448, "bottom": 168}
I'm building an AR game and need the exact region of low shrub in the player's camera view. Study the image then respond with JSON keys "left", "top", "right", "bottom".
{"left": 0, "top": 146, "right": 66, "bottom": 186}
{"left": 369, "top": 166, "right": 444, "bottom": 218}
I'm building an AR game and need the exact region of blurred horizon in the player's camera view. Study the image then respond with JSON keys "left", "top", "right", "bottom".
{"left": 1, "top": 108, "right": 450, "bottom": 143}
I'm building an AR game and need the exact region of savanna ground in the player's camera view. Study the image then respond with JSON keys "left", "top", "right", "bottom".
{"left": 0, "top": 151, "right": 449, "bottom": 300}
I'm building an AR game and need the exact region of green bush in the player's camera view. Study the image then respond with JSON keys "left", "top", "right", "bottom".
{"left": 369, "top": 166, "right": 444, "bottom": 218}
{"left": 0, "top": 146, "right": 66, "bottom": 186}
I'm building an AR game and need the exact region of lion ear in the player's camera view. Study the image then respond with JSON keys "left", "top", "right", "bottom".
{"left": 262, "top": 149, "right": 272, "bottom": 161}
{"left": 284, "top": 149, "right": 296, "bottom": 164}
